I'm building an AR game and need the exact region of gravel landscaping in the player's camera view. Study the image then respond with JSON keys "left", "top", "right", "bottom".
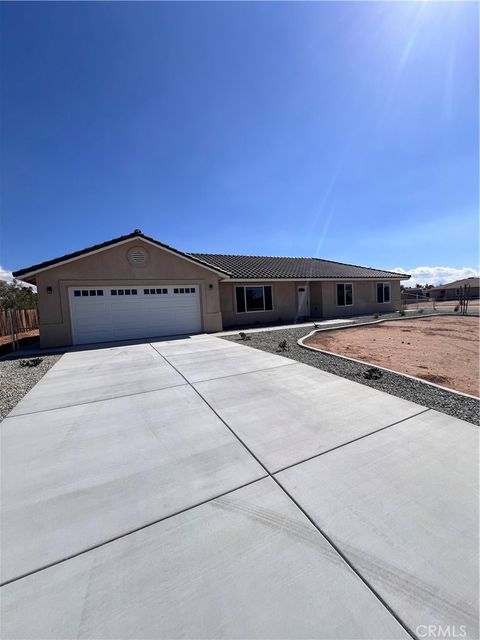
{"left": 222, "top": 323, "right": 480, "bottom": 426}
{"left": 0, "top": 354, "right": 61, "bottom": 421}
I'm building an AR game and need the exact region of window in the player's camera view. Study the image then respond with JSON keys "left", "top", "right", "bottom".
{"left": 174, "top": 287, "right": 196, "bottom": 294}
{"left": 112, "top": 288, "right": 137, "bottom": 296}
{"left": 75, "top": 288, "right": 104, "bottom": 297}
{"left": 235, "top": 286, "right": 273, "bottom": 313}
{"left": 337, "top": 283, "right": 353, "bottom": 306}
{"left": 377, "top": 283, "right": 391, "bottom": 304}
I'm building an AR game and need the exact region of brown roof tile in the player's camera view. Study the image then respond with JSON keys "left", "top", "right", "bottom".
{"left": 189, "top": 253, "right": 406, "bottom": 280}
{"left": 12, "top": 230, "right": 407, "bottom": 281}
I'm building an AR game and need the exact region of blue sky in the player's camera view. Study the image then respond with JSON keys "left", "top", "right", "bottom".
{"left": 1, "top": 1, "right": 478, "bottom": 285}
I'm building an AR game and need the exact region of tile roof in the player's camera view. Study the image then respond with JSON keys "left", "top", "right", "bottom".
{"left": 189, "top": 253, "right": 406, "bottom": 280}
{"left": 12, "top": 230, "right": 407, "bottom": 281}
{"left": 12, "top": 231, "right": 231, "bottom": 279}
{"left": 429, "top": 277, "right": 479, "bottom": 290}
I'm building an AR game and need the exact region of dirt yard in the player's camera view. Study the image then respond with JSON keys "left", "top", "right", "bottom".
{"left": 305, "top": 316, "right": 479, "bottom": 396}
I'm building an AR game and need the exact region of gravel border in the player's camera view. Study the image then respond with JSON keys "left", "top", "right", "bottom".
{"left": 222, "top": 324, "right": 479, "bottom": 426}
{"left": 0, "top": 354, "right": 62, "bottom": 421}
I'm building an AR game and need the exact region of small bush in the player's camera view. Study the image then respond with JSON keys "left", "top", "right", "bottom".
{"left": 19, "top": 358, "right": 43, "bottom": 368}
{"left": 277, "top": 339, "right": 289, "bottom": 352}
{"left": 418, "top": 308, "right": 424, "bottom": 313}
{"left": 454, "top": 304, "right": 460, "bottom": 312}
{"left": 363, "top": 367, "right": 383, "bottom": 380}
{"left": 398, "top": 309, "right": 406, "bottom": 316}
{"left": 238, "top": 332, "right": 251, "bottom": 341}
{"left": 373, "top": 313, "right": 379, "bottom": 319}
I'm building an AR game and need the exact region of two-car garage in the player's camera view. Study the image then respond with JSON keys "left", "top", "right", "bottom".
{"left": 69, "top": 284, "right": 202, "bottom": 345}
{"left": 12, "top": 231, "right": 227, "bottom": 348}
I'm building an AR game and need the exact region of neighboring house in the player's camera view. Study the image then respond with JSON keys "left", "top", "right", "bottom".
{"left": 429, "top": 277, "right": 480, "bottom": 301}
{"left": 13, "top": 230, "right": 408, "bottom": 348}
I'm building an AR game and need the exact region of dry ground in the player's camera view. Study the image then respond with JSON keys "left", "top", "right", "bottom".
{"left": 305, "top": 316, "right": 479, "bottom": 396}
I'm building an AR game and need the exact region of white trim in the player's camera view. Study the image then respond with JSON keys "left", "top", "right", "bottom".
{"left": 235, "top": 284, "right": 274, "bottom": 313}
{"left": 16, "top": 237, "right": 229, "bottom": 279}
{"left": 336, "top": 282, "right": 354, "bottom": 307}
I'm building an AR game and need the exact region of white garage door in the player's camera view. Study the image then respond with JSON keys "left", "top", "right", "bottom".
{"left": 69, "top": 285, "right": 202, "bottom": 345}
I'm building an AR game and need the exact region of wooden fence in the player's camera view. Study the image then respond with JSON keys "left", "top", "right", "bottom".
{"left": 0, "top": 308, "right": 39, "bottom": 347}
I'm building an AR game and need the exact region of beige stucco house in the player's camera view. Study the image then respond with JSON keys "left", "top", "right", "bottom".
{"left": 13, "top": 230, "right": 408, "bottom": 348}
{"left": 429, "top": 277, "right": 479, "bottom": 301}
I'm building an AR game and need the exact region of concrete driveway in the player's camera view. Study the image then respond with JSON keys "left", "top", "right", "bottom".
{"left": 1, "top": 335, "right": 478, "bottom": 639}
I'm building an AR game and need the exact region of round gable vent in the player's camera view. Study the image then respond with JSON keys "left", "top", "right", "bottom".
{"left": 127, "top": 246, "right": 148, "bottom": 265}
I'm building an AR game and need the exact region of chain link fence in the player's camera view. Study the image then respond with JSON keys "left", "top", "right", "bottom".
{"left": 401, "top": 291, "right": 479, "bottom": 314}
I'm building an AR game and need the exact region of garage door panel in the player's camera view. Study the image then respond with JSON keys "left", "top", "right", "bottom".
{"left": 69, "top": 286, "right": 201, "bottom": 345}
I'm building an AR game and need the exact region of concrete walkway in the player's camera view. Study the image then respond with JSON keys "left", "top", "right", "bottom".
{"left": 1, "top": 334, "right": 478, "bottom": 639}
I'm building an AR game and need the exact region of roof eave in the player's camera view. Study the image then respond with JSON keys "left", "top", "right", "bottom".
{"left": 221, "top": 275, "right": 409, "bottom": 282}
{"left": 13, "top": 233, "right": 231, "bottom": 280}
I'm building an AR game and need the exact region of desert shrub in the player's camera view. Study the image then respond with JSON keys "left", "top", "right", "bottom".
{"left": 398, "top": 309, "right": 406, "bottom": 316}
{"left": 19, "top": 358, "right": 43, "bottom": 368}
{"left": 238, "top": 332, "right": 251, "bottom": 341}
{"left": 363, "top": 367, "right": 383, "bottom": 380}
{"left": 373, "top": 313, "right": 379, "bottom": 319}
{"left": 277, "top": 340, "right": 289, "bottom": 352}
{"left": 454, "top": 304, "right": 460, "bottom": 312}
{"left": 418, "top": 308, "right": 424, "bottom": 313}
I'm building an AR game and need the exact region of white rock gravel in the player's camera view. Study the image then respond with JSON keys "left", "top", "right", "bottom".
{"left": 0, "top": 355, "right": 61, "bottom": 421}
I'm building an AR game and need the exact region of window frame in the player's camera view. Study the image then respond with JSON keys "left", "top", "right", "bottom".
{"left": 376, "top": 282, "right": 391, "bottom": 304}
{"left": 235, "top": 285, "right": 274, "bottom": 313}
{"left": 336, "top": 283, "right": 354, "bottom": 307}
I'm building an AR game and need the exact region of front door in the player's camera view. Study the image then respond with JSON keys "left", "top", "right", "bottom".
{"left": 297, "top": 285, "right": 310, "bottom": 318}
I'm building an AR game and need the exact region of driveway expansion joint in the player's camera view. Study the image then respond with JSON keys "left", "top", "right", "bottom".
{"left": 150, "top": 340, "right": 419, "bottom": 639}
{"left": 272, "top": 407, "right": 432, "bottom": 475}
{"left": 6, "top": 381, "right": 189, "bottom": 418}
{"left": 0, "top": 475, "right": 268, "bottom": 588}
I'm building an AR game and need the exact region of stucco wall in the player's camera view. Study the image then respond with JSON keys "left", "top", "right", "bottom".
{"left": 430, "top": 287, "right": 480, "bottom": 301}
{"left": 219, "top": 281, "right": 299, "bottom": 328}
{"left": 309, "top": 282, "right": 323, "bottom": 317}
{"left": 35, "top": 239, "right": 223, "bottom": 348}
{"left": 321, "top": 280, "right": 401, "bottom": 317}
